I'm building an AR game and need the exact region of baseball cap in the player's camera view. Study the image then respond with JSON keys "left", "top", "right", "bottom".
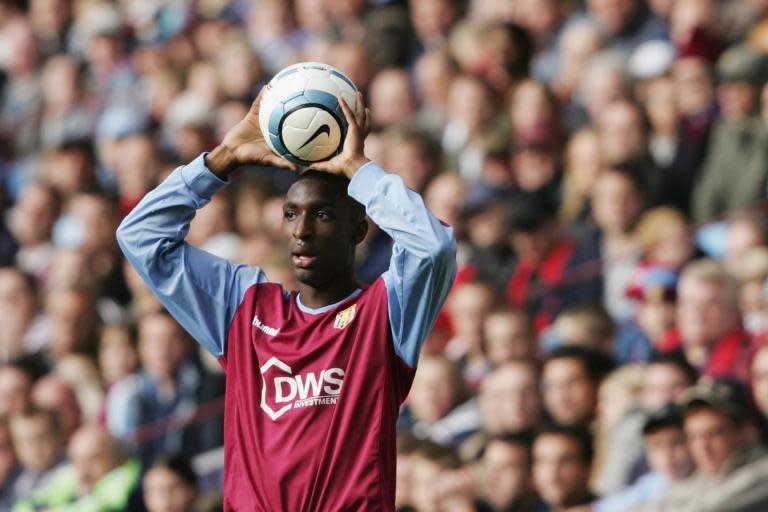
{"left": 716, "top": 44, "right": 768, "bottom": 85}
{"left": 625, "top": 264, "right": 678, "bottom": 303}
{"left": 681, "top": 379, "right": 750, "bottom": 424}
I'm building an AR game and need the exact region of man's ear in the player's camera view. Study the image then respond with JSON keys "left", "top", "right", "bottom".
{"left": 353, "top": 217, "right": 369, "bottom": 244}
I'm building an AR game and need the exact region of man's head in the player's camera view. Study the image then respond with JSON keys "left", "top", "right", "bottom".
{"left": 642, "top": 352, "right": 697, "bottom": 411}
{"left": 480, "top": 361, "right": 542, "bottom": 434}
{"left": 45, "top": 286, "right": 99, "bottom": 357}
{"left": 676, "top": 259, "right": 740, "bottom": 350}
{"left": 283, "top": 172, "right": 367, "bottom": 290}
{"left": 507, "top": 190, "right": 561, "bottom": 263}
{"left": 447, "top": 280, "right": 495, "bottom": 353}
{"left": 0, "top": 365, "right": 32, "bottom": 416}
{"left": 138, "top": 311, "right": 190, "bottom": 381}
{"left": 143, "top": 453, "right": 198, "bottom": 512}
{"left": 409, "top": 354, "right": 468, "bottom": 424}
{"left": 9, "top": 407, "right": 62, "bottom": 473}
{"left": 482, "top": 433, "right": 534, "bottom": 510}
{"left": 587, "top": 0, "right": 639, "bottom": 36}
{"left": 682, "top": 380, "right": 751, "bottom": 475}
{"left": 751, "top": 344, "right": 768, "bottom": 417}
{"left": 642, "top": 405, "right": 693, "bottom": 481}
{"left": 532, "top": 425, "right": 594, "bottom": 509}
{"left": 483, "top": 307, "right": 536, "bottom": 364}
{"left": 68, "top": 424, "right": 125, "bottom": 495}
{"left": 590, "top": 165, "right": 645, "bottom": 236}
{"left": 0, "top": 268, "right": 38, "bottom": 361}
{"left": 31, "top": 375, "right": 81, "bottom": 441}
{"left": 542, "top": 345, "right": 613, "bottom": 426}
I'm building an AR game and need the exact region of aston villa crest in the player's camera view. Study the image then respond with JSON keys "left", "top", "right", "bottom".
{"left": 334, "top": 304, "right": 357, "bottom": 329}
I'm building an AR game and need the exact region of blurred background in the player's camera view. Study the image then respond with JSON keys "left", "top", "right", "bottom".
{"left": 3, "top": 0, "right": 768, "bottom": 510}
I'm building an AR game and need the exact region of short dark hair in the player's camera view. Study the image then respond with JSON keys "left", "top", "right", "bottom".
{"left": 292, "top": 170, "right": 366, "bottom": 222}
{"left": 507, "top": 189, "right": 559, "bottom": 233}
{"left": 147, "top": 453, "right": 198, "bottom": 488}
{"left": 534, "top": 424, "right": 594, "bottom": 464}
{"left": 483, "top": 430, "right": 535, "bottom": 467}
{"left": 647, "top": 351, "right": 698, "bottom": 386}
{"left": 544, "top": 345, "right": 615, "bottom": 383}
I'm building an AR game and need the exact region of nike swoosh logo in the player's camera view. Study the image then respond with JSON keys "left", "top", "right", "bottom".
{"left": 297, "top": 124, "right": 331, "bottom": 150}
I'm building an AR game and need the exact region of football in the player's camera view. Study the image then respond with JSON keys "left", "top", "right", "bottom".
{"left": 259, "top": 62, "right": 359, "bottom": 166}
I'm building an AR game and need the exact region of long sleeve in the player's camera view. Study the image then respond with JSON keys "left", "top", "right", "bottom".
{"left": 348, "top": 162, "right": 457, "bottom": 368}
{"left": 116, "top": 154, "right": 268, "bottom": 357}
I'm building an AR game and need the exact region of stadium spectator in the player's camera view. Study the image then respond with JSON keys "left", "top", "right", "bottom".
{"left": 658, "top": 259, "right": 752, "bottom": 383}
{"left": 142, "top": 453, "right": 199, "bottom": 512}
{"left": 106, "top": 311, "right": 224, "bottom": 461}
{"left": 0, "top": 415, "right": 20, "bottom": 510}
{"left": 638, "top": 380, "right": 768, "bottom": 511}
{"left": 478, "top": 361, "right": 542, "bottom": 436}
{"left": 478, "top": 432, "right": 544, "bottom": 512}
{"left": 541, "top": 345, "right": 614, "bottom": 427}
{"left": 30, "top": 375, "right": 81, "bottom": 442}
{"left": 0, "top": 366, "right": 32, "bottom": 417}
{"left": 7, "top": 408, "right": 66, "bottom": 501}
{"left": 483, "top": 307, "right": 537, "bottom": 365}
{"left": 12, "top": 424, "right": 141, "bottom": 512}
{"left": 532, "top": 424, "right": 596, "bottom": 510}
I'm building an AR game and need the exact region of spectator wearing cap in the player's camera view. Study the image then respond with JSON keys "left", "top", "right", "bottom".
{"left": 637, "top": 380, "right": 768, "bottom": 511}
{"left": 614, "top": 264, "right": 679, "bottom": 363}
{"left": 589, "top": 405, "right": 693, "bottom": 512}
{"left": 657, "top": 259, "right": 753, "bottom": 384}
{"left": 692, "top": 44, "right": 768, "bottom": 224}
{"left": 505, "top": 191, "right": 602, "bottom": 333}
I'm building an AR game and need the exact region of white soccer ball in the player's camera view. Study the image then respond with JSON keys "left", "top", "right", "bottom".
{"left": 258, "top": 62, "right": 359, "bottom": 166}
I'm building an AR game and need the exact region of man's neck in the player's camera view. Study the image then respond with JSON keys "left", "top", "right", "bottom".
{"left": 298, "top": 278, "right": 360, "bottom": 310}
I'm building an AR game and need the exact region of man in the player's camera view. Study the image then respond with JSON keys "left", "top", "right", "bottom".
{"left": 480, "top": 433, "right": 545, "bottom": 512}
{"left": 479, "top": 361, "right": 542, "bottom": 435}
{"left": 106, "top": 311, "right": 225, "bottom": 462}
{"left": 590, "top": 405, "right": 693, "bottom": 512}
{"left": 532, "top": 424, "right": 596, "bottom": 511}
{"left": 7, "top": 408, "right": 66, "bottom": 502}
{"left": 117, "top": 90, "right": 456, "bottom": 509}
{"left": 541, "top": 345, "right": 613, "bottom": 427}
{"left": 657, "top": 259, "right": 752, "bottom": 383}
{"left": 638, "top": 380, "right": 768, "bottom": 511}
{"left": 12, "top": 425, "right": 141, "bottom": 512}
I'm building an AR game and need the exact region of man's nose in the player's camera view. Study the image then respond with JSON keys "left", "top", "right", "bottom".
{"left": 292, "top": 214, "right": 313, "bottom": 240}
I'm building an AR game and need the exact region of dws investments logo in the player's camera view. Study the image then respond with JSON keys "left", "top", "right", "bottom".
{"left": 259, "top": 357, "right": 345, "bottom": 420}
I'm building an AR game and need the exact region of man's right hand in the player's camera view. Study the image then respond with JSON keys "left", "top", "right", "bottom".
{"left": 205, "top": 89, "right": 298, "bottom": 178}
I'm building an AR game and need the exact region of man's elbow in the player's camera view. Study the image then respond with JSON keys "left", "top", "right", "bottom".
{"left": 429, "top": 234, "right": 457, "bottom": 270}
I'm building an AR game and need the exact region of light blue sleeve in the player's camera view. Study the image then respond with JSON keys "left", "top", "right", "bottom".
{"left": 348, "top": 162, "right": 457, "bottom": 368}
{"left": 116, "top": 153, "right": 267, "bottom": 357}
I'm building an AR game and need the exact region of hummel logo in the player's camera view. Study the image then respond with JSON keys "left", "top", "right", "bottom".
{"left": 297, "top": 124, "right": 331, "bottom": 150}
{"left": 252, "top": 315, "right": 280, "bottom": 336}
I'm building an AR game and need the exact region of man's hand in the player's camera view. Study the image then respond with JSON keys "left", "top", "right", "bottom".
{"left": 308, "top": 91, "right": 371, "bottom": 179}
{"left": 205, "top": 89, "right": 299, "bottom": 178}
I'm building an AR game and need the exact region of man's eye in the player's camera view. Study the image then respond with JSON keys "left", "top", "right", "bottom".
{"left": 317, "top": 210, "right": 331, "bottom": 220}
{"left": 284, "top": 211, "right": 296, "bottom": 220}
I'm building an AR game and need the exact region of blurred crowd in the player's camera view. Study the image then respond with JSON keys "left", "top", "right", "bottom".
{"left": 4, "top": 0, "right": 768, "bottom": 510}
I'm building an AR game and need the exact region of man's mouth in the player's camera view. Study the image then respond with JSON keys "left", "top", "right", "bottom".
{"left": 292, "top": 254, "right": 317, "bottom": 269}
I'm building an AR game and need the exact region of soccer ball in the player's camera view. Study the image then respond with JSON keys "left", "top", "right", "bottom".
{"left": 259, "top": 62, "right": 358, "bottom": 166}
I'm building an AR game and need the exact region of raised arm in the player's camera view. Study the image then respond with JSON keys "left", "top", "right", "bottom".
{"left": 309, "top": 95, "right": 457, "bottom": 368}
{"left": 117, "top": 90, "right": 297, "bottom": 357}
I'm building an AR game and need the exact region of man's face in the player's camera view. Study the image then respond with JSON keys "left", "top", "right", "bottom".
{"left": 480, "top": 364, "right": 541, "bottom": 433}
{"left": 484, "top": 441, "right": 531, "bottom": 509}
{"left": 139, "top": 315, "right": 188, "bottom": 380}
{"left": 588, "top": 0, "right": 637, "bottom": 35}
{"left": 10, "top": 415, "right": 61, "bottom": 472}
{"left": 283, "top": 178, "right": 365, "bottom": 289}
{"left": 143, "top": 466, "right": 197, "bottom": 512}
{"left": 677, "top": 278, "right": 735, "bottom": 348}
{"left": 645, "top": 426, "right": 692, "bottom": 481}
{"left": 533, "top": 434, "right": 591, "bottom": 508}
{"left": 642, "top": 363, "right": 691, "bottom": 411}
{"left": 542, "top": 358, "right": 596, "bottom": 426}
{"left": 590, "top": 171, "right": 642, "bottom": 234}
{"left": 685, "top": 408, "right": 743, "bottom": 475}
{"left": 68, "top": 429, "right": 116, "bottom": 494}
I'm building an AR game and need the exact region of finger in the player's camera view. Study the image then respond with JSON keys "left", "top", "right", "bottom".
{"left": 362, "top": 107, "right": 371, "bottom": 137}
{"left": 249, "top": 88, "right": 265, "bottom": 116}
{"left": 354, "top": 91, "right": 366, "bottom": 127}
{"left": 338, "top": 98, "right": 358, "bottom": 134}
{"left": 306, "top": 161, "right": 333, "bottom": 173}
{"left": 264, "top": 154, "right": 299, "bottom": 171}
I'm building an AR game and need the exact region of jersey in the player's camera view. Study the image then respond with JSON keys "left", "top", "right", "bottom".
{"left": 116, "top": 155, "right": 457, "bottom": 510}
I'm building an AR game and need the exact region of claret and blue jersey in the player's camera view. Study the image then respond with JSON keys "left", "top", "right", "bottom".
{"left": 116, "top": 155, "right": 457, "bottom": 511}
